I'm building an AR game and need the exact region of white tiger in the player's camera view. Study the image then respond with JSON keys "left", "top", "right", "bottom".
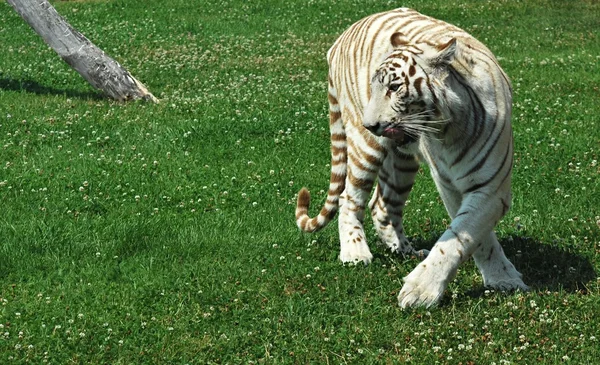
{"left": 295, "top": 8, "right": 528, "bottom": 308}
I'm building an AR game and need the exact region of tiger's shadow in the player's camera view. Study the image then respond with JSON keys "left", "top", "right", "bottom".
{"left": 499, "top": 235, "right": 596, "bottom": 293}
{"left": 387, "top": 235, "right": 596, "bottom": 294}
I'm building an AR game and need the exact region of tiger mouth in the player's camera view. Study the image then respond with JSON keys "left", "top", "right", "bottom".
{"left": 382, "top": 126, "right": 404, "bottom": 140}
{"left": 382, "top": 126, "right": 417, "bottom": 145}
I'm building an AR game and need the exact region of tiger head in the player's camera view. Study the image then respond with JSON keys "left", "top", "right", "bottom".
{"left": 363, "top": 33, "right": 458, "bottom": 148}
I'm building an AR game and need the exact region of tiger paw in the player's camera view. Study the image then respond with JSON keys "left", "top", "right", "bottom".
{"left": 397, "top": 280, "right": 446, "bottom": 308}
{"left": 478, "top": 258, "right": 529, "bottom": 292}
{"left": 410, "top": 248, "right": 430, "bottom": 260}
{"left": 382, "top": 235, "right": 412, "bottom": 254}
{"left": 374, "top": 229, "right": 429, "bottom": 260}
{"left": 484, "top": 273, "right": 529, "bottom": 292}
{"left": 339, "top": 242, "right": 373, "bottom": 265}
{"left": 397, "top": 262, "right": 452, "bottom": 308}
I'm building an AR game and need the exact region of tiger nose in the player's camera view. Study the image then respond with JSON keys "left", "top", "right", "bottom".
{"left": 364, "top": 122, "right": 381, "bottom": 134}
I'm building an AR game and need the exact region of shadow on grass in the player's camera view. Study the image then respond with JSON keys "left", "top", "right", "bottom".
{"left": 0, "top": 74, "right": 103, "bottom": 100}
{"left": 502, "top": 235, "right": 596, "bottom": 293}
{"left": 390, "top": 234, "right": 596, "bottom": 294}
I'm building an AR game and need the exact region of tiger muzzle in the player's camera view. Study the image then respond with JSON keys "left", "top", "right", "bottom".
{"left": 364, "top": 122, "right": 407, "bottom": 142}
{"left": 364, "top": 122, "right": 383, "bottom": 135}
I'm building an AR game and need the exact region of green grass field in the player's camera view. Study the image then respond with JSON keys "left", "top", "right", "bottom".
{"left": 1, "top": 0, "right": 598, "bottom": 363}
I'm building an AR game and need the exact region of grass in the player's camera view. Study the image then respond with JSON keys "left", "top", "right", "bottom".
{"left": 0, "top": 0, "right": 598, "bottom": 363}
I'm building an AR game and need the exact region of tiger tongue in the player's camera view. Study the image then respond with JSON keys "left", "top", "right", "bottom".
{"left": 382, "top": 127, "right": 404, "bottom": 141}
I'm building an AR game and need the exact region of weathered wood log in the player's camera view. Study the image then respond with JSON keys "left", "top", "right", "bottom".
{"left": 6, "top": 0, "right": 158, "bottom": 102}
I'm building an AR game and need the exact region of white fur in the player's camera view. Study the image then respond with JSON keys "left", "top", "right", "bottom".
{"left": 298, "top": 8, "right": 527, "bottom": 307}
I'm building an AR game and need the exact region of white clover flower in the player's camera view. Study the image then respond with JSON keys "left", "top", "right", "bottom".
{"left": 530, "top": 300, "right": 537, "bottom": 308}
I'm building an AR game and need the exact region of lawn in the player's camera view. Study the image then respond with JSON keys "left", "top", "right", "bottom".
{"left": 0, "top": 0, "right": 598, "bottom": 363}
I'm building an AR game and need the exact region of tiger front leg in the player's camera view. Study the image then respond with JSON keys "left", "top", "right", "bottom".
{"left": 369, "top": 150, "right": 428, "bottom": 258}
{"left": 397, "top": 191, "right": 526, "bottom": 308}
{"left": 369, "top": 184, "right": 411, "bottom": 254}
{"left": 473, "top": 232, "right": 529, "bottom": 292}
{"left": 397, "top": 228, "right": 462, "bottom": 308}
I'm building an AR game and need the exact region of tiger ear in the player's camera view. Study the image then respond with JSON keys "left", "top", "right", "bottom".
{"left": 390, "top": 32, "right": 411, "bottom": 48}
{"left": 430, "top": 38, "right": 457, "bottom": 68}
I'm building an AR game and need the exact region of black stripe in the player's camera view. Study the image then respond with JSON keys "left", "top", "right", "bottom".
{"left": 378, "top": 195, "right": 406, "bottom": 211}
{"left": 494, "top": 150, "right": 514, "bottom": 193}
{"left": 414, "top": 77, "right": 424, "bottom": 97}
{"left": 464, "top": 143, "right": 511, "bottom": 194}
{"left": 458, "top": 120, "right": 507, "bottom": 180}
{"left": 500, "top": 198, "right": 510, "bottom": 215}
{"left": 426, "top": 75, "right": 438, "bottom": 105}
{"left": 450, "top": 228, "right": 466, "bottom": 246}
{"left": 449, "top": 69, "right": 486, "bottom": 167}
{"left": 393, "top": 165, "right": 419, "bottom": 174}
{"left": 454, "top": 211, "right": 470, "bottom": 218}
{"left": 378, "top": 171, "right": 414, "bottom": 195}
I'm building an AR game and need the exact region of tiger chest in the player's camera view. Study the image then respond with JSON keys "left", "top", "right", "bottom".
{"left": 413, "top": 141, "right": 467, "bottom": 194}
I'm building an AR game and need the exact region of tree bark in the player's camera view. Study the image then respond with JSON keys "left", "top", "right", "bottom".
{"left": 6, "top": 0, "right": 158, "bottom": 103}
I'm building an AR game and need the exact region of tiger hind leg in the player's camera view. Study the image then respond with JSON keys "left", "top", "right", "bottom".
{"left": 338, "top": 187, "right": 374, "bottom": 264}
{"left": 337, "top": 134, "right": 384, "bottom": 264}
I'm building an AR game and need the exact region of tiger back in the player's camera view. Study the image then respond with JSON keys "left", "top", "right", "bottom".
{"left": 295, "top": 8, "right": 528, "bottom": 308}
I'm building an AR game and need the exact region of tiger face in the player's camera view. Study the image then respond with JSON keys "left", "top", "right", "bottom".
{"left": 363, "top": 36, "right": 457, "bottom": 148}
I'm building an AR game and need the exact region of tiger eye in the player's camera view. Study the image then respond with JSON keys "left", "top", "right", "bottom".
{"left": 389, "top": 84, "right": 401, "bottom": 92}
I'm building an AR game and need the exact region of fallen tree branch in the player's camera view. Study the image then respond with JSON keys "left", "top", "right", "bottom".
{"left": 7, "top": 0, "right": 158, "bottom": 102}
